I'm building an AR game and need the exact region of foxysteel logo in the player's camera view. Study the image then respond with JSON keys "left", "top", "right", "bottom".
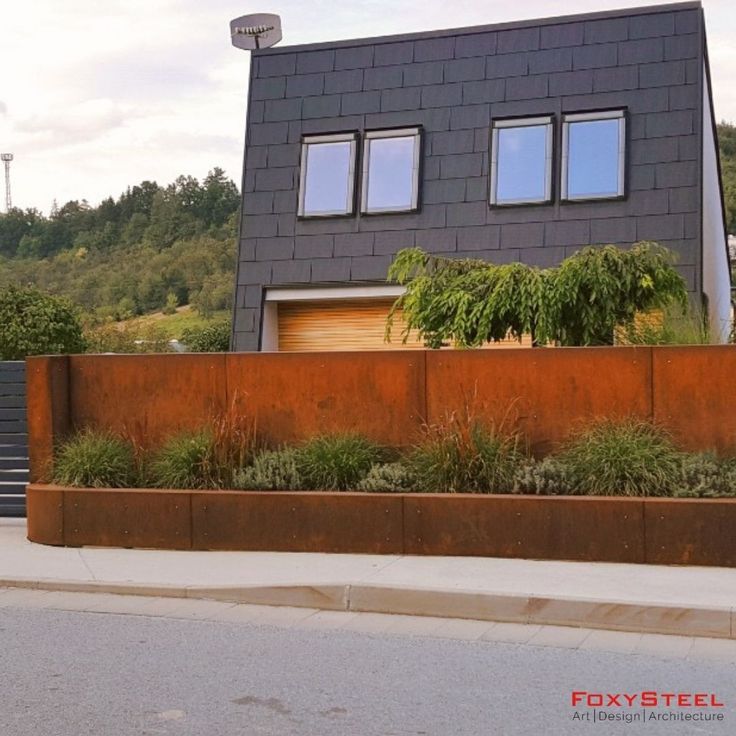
{"left": 571, "top": 691, "right": 725, "bottom": 708}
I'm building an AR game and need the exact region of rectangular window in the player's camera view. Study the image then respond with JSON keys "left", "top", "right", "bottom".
{"left": 298, "top": 133, "right": 357, "bottom": 217}
{"left": 361, "top": 128, "right": 422, "bottom": 214}
{"left": 562, "top": 111, "right": 626, "bottom": 201}
{"left": 490, "top": 116, "right": 553, "bottom": 206}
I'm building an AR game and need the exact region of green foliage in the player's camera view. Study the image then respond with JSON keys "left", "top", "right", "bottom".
{"left": 512, "top": 457, "right": 575, "bottom": 496}
{"left": 83, "top": 321, "right": 172, "bottom": 354}
{"left": 0, "top": 169, "right": 238, "bottom": 326}
{"left": 147, "top": 431, "right": 215, "bottom": 489}
{"left": 54, "top": 429, "right": 136, "bottom": 488}
{"left": 233, "top": 448, "right": 304, "bottom": 490}
{"left": 560, "top": 419, "right": 682, "bottom": 497}
{"left": 387, "top": 243, "right": 687, "bottom": 348}
{"left": 145, "top": 408, "right": 257, "bottom": 489}
{"left": 297, "top": 434, "right": 384, "bottom": 491}
{"left": 356, "top": 462, "right": 417, "bottom": 493}
{"left": 616, "top": 303, "right": 710, "bottom": 345}
{"left": 181, "top": 320, "right": 231, "bottom": 352}
{"left": 162, "top": 291, "right": 179, "bottom": 315}
{"left": 0, "top": 169, "right": 239, "bottom": 260}
{"left": 0, "top": 235, "right": 235, "bottom": 318}
{"left": 0, "top": 284, "right": 85, "bottom": 359}
{"left": 408, "top": 412, "right": 524, "bottom": 493}
{"left": 717, "top": 121, "right": 736, "bottom": 235}
{"left": 676, "top": 453, "right": 736, "bottom": 498}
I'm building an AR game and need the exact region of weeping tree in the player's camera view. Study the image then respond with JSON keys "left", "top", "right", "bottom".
{"left": 386, "top": 243, "right": 688, "bottom": 348}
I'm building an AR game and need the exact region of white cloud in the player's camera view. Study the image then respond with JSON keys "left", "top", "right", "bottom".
{"left": 1, "top": 0, "right": 735, "bottom": 212}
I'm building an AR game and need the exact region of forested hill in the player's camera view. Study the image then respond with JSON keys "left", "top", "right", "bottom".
{"left": 0, "top": 168, "right": 240, "bottom": 320}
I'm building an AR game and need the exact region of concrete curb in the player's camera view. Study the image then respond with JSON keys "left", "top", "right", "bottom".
{"left": 1, "top": 576, "right": 733, "bottom": 639}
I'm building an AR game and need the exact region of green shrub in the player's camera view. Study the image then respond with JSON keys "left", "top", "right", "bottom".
{"left": 675, "top": 453, "right": 736, "bottom": 498}
{"left": 387, "top": 242, "right": 687, "bottom": 348}
{"left": 617, "top": 303, "right": 710, "bottom": 346}
{"left": 0, "top": 284, "right": 85, "bottom": 359}
{"left": 560, "top": 419, "right": 682, "bottom": 497}
{"left": 513, "top": 457, "right": 575, "bottom": 496}
{"left": 83, "top": 321, "right": 171, "bottom": 354}
{"left": 147, "top": 431, "right": 215, "bottom": 489}
{"left": 297, "top": 434, "right": 384, "bottom": 491}
{"left": 356, "top": 462, "right": 416, "bottom": 493}
{"left": 209, "top": 408, "right": 259, "bottom": 487}
{"left": 233, "top": 448, "right": 303, "bottom": 490}
{"left": 408, "top": 413, "right": 523, "bottom": 493}
{"left": 54, "top": 429, "right": 136, "bottom": 488}
{"left": 181, "top": 320, "right": 230, "bottom": 352}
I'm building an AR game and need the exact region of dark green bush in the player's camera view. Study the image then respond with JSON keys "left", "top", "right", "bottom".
{"left": 233, "top": 448, "right": 303, "bottom": 490}
{"left": 147, "top": 431, "right": 215, "bottom": 489}
{"left": 181, "top": 320, "right": 230, "bottom": 352}
{"left": 297, "top": 434, "right": 384, "bottom": 491}
{"left": 356, "top": 462, "right": 416, "bottom": 493}
{"left": 0, "top": 284, "right": 85, "bottom": 359}
{"left": 408, "top": 413, "right": 523, "bottom": 493}
{"left": 560, "top": 419, "right": 682, "bottom": 497}
{"left": 54, "top": 429, "right": 136, "bottom": 488}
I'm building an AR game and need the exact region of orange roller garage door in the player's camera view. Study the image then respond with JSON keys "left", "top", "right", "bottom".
{"left": 276, "top": 298, "right": 532, "bottom": 352}
{"left": 278, "top": 298, "right": 424, "bottom": 352}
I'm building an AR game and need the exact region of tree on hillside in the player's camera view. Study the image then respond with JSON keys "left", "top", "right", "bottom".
{"left": 0, "top": 285, "right": 85, "bottom": 359}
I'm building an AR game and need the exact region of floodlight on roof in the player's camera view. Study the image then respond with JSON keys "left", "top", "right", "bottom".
{"left": 230, "top": 13, "right": 282, "bottom": 50}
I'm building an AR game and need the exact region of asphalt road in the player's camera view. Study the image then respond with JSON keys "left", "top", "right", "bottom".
{"left": 1, "top": 605, "right": 734, "bottom": 736}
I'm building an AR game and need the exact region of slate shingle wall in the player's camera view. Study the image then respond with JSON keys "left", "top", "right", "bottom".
{"left": 234, "top": 4, "right": 704, "bottom": 351}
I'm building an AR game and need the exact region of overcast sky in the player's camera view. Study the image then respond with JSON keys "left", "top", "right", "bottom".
{"left": 1, "top": 0, "right": 734, "bottom": 214}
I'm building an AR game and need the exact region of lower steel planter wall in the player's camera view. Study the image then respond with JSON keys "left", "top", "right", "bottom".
{"left": 26, "top": 484, "right": 736, "bottom": 567}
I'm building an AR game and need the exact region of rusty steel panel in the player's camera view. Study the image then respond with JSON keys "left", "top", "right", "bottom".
{"left": 63, "top": 488, "right": 192, "bottom": 550}
{"left": 425, "top": 348, "right": 653, "bottom": 454}
{"left": 225, "top": 352, "right": 426, "bottom": 447}
{"left": 68, "top": 354, "right": 227, "bottom": 448}
{"left": 25, "top": 356, "right": 70, "bottom": 482}
{"left": 404, "top": 494, "right": 645, "bottom": 562}
{"left": 644, "top": 498, "right": 736, "bottom": 566}
{"left": 191, "top": 491, "right": 404, "bottom": 553}
{"left": 652, "top": 346, "right": 736, "bottom": 453}
{"left": 26, "top": 484, "right": 64, "bottom": 545}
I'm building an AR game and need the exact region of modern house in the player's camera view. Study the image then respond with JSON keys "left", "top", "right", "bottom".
{"left": 232, "top": 1, "right": 732, "bottom": 351}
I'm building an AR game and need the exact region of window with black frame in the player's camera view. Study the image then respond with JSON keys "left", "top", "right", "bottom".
{"left": 490, "top": 116, "right": 553, "bottom": 206}
{"left": 360, "top": 128, "right": 422, "bottom": 214}
{"left": 298, "top": 133, "right": 357, "bottom": 218}
{"left": 561, "top": 111, "right": 626, "bottom": 201}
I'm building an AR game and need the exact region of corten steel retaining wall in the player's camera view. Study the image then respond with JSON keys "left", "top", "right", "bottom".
{"left": 25, "top": 345, "right": 736, "bottom": 483}
{"left": 26, "top": 484, "right": 736, "bottom": 566}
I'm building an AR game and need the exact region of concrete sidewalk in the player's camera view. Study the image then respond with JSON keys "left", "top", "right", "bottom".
{"left": 2, "top": 519, "right": 735, "bottom": 639}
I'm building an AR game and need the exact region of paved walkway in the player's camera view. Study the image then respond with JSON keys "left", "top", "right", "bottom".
{"left": 2, "top": 519, "right": 736, "bottom": 639}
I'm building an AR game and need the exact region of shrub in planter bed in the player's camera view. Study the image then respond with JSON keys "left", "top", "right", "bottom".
{"left": 357, "top": 462, "right": 417, "bottom": 492}
{"left": 676, "top": 453, "right": 736, "bottom": 498}
{"left": 233, "top": 448, "right": 303, "bottom": 491}
{"left": 512, "top": 457, "right": 575, "bottom": 496}
{"left": 54, "top": 429, "right": 137, "bottom": 488}
{"left": 560, "top": 418, "right": 682, "bottom": 497}
{"left": 408, "top": 413, "right": 523, "bottom": 493}
{"left": 297, "top": 434, "right": 384, "bottom": 491}
{"left": 147, "top": 431, "right": 217, "bottom": 489}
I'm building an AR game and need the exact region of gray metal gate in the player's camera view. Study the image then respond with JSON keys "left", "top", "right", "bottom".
{"left": 0, "top": 361, "right": 28, "bottom": 516}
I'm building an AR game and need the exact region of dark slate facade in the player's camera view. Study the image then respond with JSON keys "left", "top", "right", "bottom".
{"left": 233, "top": 2, "right": 706, "bottom": 351}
